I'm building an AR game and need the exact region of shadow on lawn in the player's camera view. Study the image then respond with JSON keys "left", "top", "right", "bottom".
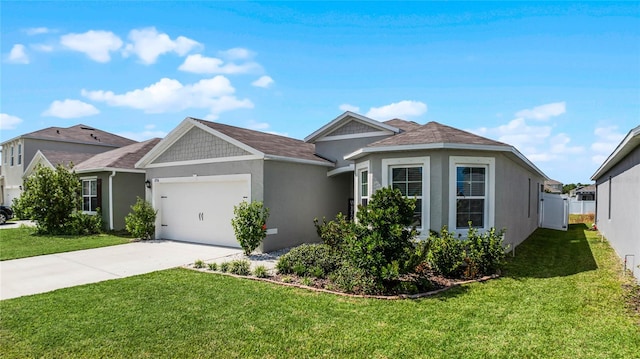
{"left": 505, "top": 223, "right": 598, "bottom": 279}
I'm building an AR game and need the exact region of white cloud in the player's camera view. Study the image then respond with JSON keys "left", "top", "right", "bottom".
{"left": 251, "top": 76, "right": 273, "bottom": 88}
{"left": 549, "top": 133, "right": 584, "bottom": 155}
{"left": 7, "top": 44, "right": 29, "bottom": 64}
{"left": 339, "top": 104, "right": 360, "bottom": 113}
{"left": 515, "top": 101, "right": 566, "bottom": 121}
{"left": 365, "top": 100, "right": 427, "bottom": 120}
{"left": 117, "top": 126, "right": 168, "bottom": 142}
{"left": 591, "top": 126, "right": 625, "bottom": 163}
{"left": 178, "top": 54, "right": 262, "bottom": 74}
{"left": 0, "top": 113, "right": 23, "bottom": 130}
{"left": 25, "top": 27, "right": 52, "bottom": 35}
{"left": 219, "top": 47, "right": 254, "bottom": 60}
{"left": 123, "top": 27, "right": 201, "bottom": 65}
{"left": 60, "top": 30, "right": 123, "bottom": 62}
{"left": 42, "top": 99, "right": 100, "bottom": 119}
{"left": 82, "top": 76, "right": 253, "bottom": 119}
{"left": 31, "top": 44, "right": 54, "bottom": 52}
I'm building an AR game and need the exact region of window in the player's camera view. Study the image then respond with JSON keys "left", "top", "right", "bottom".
{"left": 10, "top": 146, "right": 14, "bottom": 166}
{"left": 449, "top": 156, "right": 495, "bottom": 234}
{"left": 82, "top": 178, "right": 99, "bottom": 212}
{"left": 382, "top": 157, "right": 430, "bottom": 231}
{"left": 17, "top": 144, "right": 22, "bottom": 165}
{"left": 355, "top": 161, "right": 370, "bottom": 217}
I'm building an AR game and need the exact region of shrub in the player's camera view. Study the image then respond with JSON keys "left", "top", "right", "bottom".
{"left": 194, "top": 259, "right": 205, "bottom": 269}
{"left": 229, "top": 260, "right": 251, "bottom": 275}
{"left": 125, "top": 197, "right": 157, "bottom": 240}
{"left": 329, "top": 265, "right": 382, "bottom": 295}
{"left": 466, "top": 226, "right": 507, "bottom": 276}
{"left": 231, "top": 201, "right": 270, "bottom": 256}
{"left": 66, "top": 210, "right": 103, "bottom": 235}
{"left": 253, "top": 265, "right": 269, "bottom": 278}
{"left": 219, "top": 262, "right": 230, "bottom": 272}
{"left": 13, "top": 164, "right": 81, "bottom": 234}
{"left": 314, "top": 213, "right": 358, "bottom": 249}
{"left": 300, "top": 277, "right": 314, "bottom": 287}
{"left": 207, "top": 262, "right": 218, "bottom": 271}
{"left": 275, "top": 244, "right": 340, "bottom": 277}
{"left": 428, "top": 226, "right": 467, "bottom": 278}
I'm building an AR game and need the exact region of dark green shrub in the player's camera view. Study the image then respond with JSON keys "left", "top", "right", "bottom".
{"left": 466, "top": 226, "right": 507, "bottom": 276}
{"left": 220, "top": 262, "right": 229, "bottom": 272}
{"left": 231, "top": 201, "right": 269, "bottom": 256}
{"left": 66, "top": 210, "right": 103, "bottom": 235}
{"left": 275, "top": 244, "right": 340, "bottom": 277}
{"left": 229, "top": 259, "right": 251, "bottom": 275}
{"left": 329, "top": 265, "right": 382, "bottom": 295}
{"left": 13, "top": 164, "right": 81, "bottom": 234}
{"left": 207, "top": 262, "right": 218, "bottom": 271}
{"left": 194, "top": 259, "right": 205, "bottom": 269}
{"left": 428, "top": 226, "right": 467, "bottom": 278}
{"left": 125, "top": 197, "right": 157, "bottom": 240}
{"left": 314, "top": 212, "right": 359, "bottom": 249}
{"left": 253, "top": 265, "right": 269, "bottom": 278}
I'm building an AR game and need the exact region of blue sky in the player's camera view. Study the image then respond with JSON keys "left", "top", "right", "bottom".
{"left": 1, "top": 1, "right": 638, "bottom": 184}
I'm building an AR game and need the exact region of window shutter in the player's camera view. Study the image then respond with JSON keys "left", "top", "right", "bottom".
{"left": 96, "top": 178, "right": 102, "bottom": 210}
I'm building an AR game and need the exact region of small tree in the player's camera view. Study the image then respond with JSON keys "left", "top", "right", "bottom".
{"left": 125, "top": 197, "right": 157, "bottom": 240}
{"left": 13, "top": 164, "right": 81, "bottom": 234}
{"left": 231, "top": 201, "right": 269, "bottom": 255}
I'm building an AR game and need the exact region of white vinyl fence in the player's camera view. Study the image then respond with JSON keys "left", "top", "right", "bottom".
{"left": 568, "top": 198, "right": 596, "bottom": 215}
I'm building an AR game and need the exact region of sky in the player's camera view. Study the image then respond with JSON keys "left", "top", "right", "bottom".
{"left": 1, "top": 1, "right": 638, "bottom": 184}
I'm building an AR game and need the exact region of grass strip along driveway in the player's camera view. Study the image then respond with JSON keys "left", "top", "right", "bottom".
{"left": 0, "top": 227, "right": 131, "bottom": 261}
{"left": 1, "top": 224, "right": 639, "bottom": 358}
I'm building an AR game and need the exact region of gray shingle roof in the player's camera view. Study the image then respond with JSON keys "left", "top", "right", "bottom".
{"left": 39, "top": 150, "right": 97, "bottom": 168}
{"left": 383, "top": 119, "right": 422, "bottom": 133}
{"left": 14, "top": 124, "right": 136, "bottom": 147}
{"left": 75, "top": 138, "right": 161, "bottom": 171}
{"left": 192, "top": 118, "right": 333, "bottom": 164}
{"left": 368, "top": 121, "right": 507, "bottom": 147}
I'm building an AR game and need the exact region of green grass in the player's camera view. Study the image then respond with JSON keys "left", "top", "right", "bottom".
{"left": 1, "top": 224, "right": 638, "bottom": 358}
{"left": 0, "top": 227, "right": 132, "bottom": 261}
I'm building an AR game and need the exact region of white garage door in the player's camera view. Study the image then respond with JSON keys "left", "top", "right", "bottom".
{"left": 154, "top": 175, "right": 251, "bottom": 247}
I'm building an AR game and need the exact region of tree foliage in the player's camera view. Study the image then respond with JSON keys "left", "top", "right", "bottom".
{"left": 125, "top": 197, "right": 157, "bottom": 240}
{"left": 231, "top": 201, "right": 269, "bottom": 255}
{"left": 13, "top": 164, "right": 81, "bottom": 234}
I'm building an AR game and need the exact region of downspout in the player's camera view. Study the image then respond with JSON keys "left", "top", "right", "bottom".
{"left": 109, "top": 171, "right": 116, "bottom": 231}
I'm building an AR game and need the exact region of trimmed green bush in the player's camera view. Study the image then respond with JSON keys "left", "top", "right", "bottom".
{"left": 253, "top": 265, "right": 269, "bottom": 278}
{"left": 328, "top": 265, "right": 382, "bottom": 295}
{"left": 231, "top": 201, "right": 269, "bottom": 256}
{"left": 125, "top": 197, "right": 157, "bottom": 240}
{"left": 466, "top": 226, "right": 507, "bottom": 276}
{"left": 428, "top": 226, "right": 467, "bottom": 278}
{"left": 229, "top": 260, "right": 251, "bottom": 275}
{"left": 194, "top": 259, "right": 205, "bottom": 269}
{"left": 66, "top": 210, "right": 103, "bottom": 235}
{"left": 207, "top": 262, "right": 218, "bottom": 271}
{"left": 219, "top": 262, "right": 230, "bottom": 272}
{"left": 275, "top": 244, "right": 340, "bottom": 277}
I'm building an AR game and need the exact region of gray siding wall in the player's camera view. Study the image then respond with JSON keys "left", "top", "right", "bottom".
{"left": 152, "top": 127, "right": 249, "bottom": 164}
{"left": 358, "top": 149, "right": 542, "bottom": 247}
{"left": 315, "top": 135, "right": 390, "bottom": 168}
{"left": 595, "top": 146, "right": 640, "bottom": 283}
{"left": 263, "top": 160, "right": 351, "bottom": 252}
{"left": 112, "top": 172, "right": 146, "bottom": 230}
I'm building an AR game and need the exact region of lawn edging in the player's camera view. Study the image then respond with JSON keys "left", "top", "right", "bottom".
{"left": 184, "top": 264, "right": 499, "bottom": 300}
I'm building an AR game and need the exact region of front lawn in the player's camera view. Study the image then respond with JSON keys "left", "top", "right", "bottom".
{"left": 0, "top": 227, "right": 132, "bottom": 261}
{"left": 1, "top": 224, "right": 638, "bottom": 358}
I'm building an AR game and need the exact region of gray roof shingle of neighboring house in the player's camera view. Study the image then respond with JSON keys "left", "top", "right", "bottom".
{"left": 75, "top": 138, "right": 161, "bottom": 171}
{"left": 368, "top": 121, "right": 508, "bottom": 148}
{"left": 576, "top": 184, "right": 596, "bottom": 193}
{"left": 40, "top": 150, "right": 97, "bottom": 168}
{"left": 192, "top": 118, "right": 333, "bottom": 164}
{"left": 383, "top": 119, "right": 422, "bottom": 133}
{"left": 5, "top": 124, "right": 136, "bottom": 148}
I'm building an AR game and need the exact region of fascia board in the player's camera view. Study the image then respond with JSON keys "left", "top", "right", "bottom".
{"left": 591, "top": 126, "right": 640, "bottom": 180}
{"left": 75, "top": 167, "right": 146, "bottom": 174}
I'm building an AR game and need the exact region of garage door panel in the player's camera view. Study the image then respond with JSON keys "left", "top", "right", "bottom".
{"left": 156, "top": 176, "right": 250, "bottom": 247}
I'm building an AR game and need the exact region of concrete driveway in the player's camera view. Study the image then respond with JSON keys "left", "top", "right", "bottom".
{"left": 0, "top": 241, "right": 242, "bottom": 300}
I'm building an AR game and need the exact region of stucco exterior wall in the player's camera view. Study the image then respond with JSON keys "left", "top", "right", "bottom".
{"left": 357, "top": 149, "right": 543, "bottom": 247}
{"left": 263, "top": 160, "right": 351, "bottom": 252}
{"left": 594, "top": 145, "right": 640, "bottom": 283}
{"left": 112, "top": 172, "right": 146, "bottom": 230}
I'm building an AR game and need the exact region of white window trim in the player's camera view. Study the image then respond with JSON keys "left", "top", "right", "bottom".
{"left": 381, "top": 156, "right": 430, "bottom": 234}
{"left": 80, "top": 176, "right": 98, "bottom": 214}
{"left": 448, "top": 156, "right": 495, "bottom": 236}
{"left": 354, "top": 160, "right": 370, "bottom": 219}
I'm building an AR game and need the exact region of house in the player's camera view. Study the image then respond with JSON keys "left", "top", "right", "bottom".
{"left": 591, "top": 125, "right": 640, "bottom": 283}
{"left": 73, "top": 138, "right": 161, "bottom": 231}
{"left": 571, "top": 184, "right": 596, "bottom": 201}
{"left": 137, "top": 112, "right": 548, "bottom": 252}
{"left": 543, "top": 179, "right": 563, "bottom": 194}
{"left": 1, "top": 124, "right": 136, "bottom": 205}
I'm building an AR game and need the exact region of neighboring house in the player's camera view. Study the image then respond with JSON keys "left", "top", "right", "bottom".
{"left": 23, "top": 150, "right": 97, "bottom": 177}
{"left": 137, "top": 112, "right": 548, "bottom": 252}
{"left": 591, "top": 125, "right": 640, "bottom": 283}
{"left": 571, "top": 184, "right": 596, "bottom": 201}
{"left": 1, "top": 124, "right": 136, "bottom": 205}
{"left": 543, "top": 179, "right": 563, "bottom": 194}
{"left": 74, "top": 138, "right": 161, "bottom": 231}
